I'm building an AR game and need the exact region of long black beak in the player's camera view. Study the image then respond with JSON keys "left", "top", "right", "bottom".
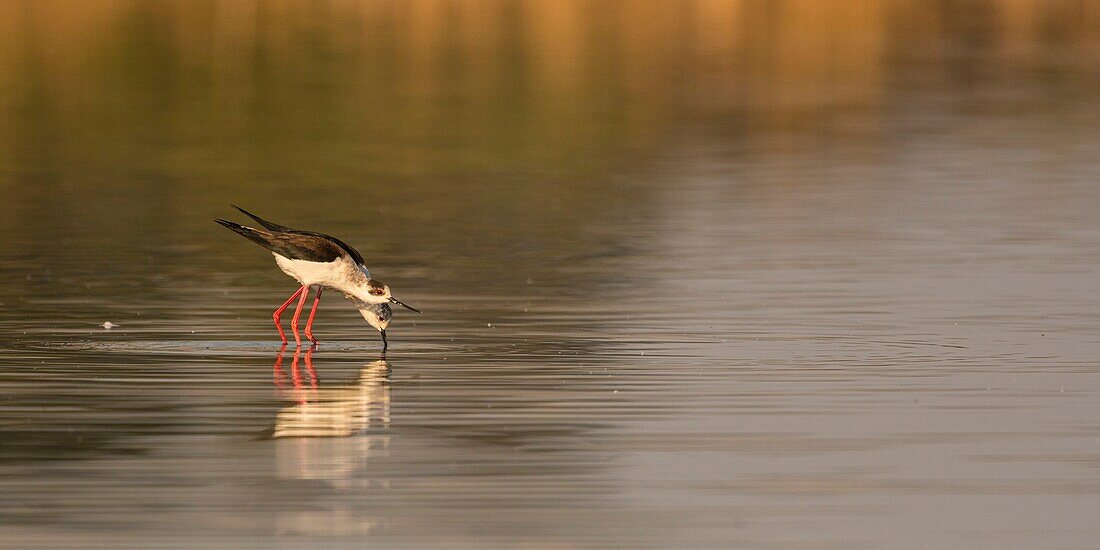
{"left": 389, "top": 297, "right": 421, "bottom": 313}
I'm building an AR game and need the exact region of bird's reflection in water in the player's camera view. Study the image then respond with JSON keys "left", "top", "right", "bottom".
{"left": 272, "top": 345, "right": 320, "bottom": 394}
{"left": 271, "top": 346, "right": 391, "bottom": 484}
{"left": 269, "top": 348, "right": 393, "bottom": 535}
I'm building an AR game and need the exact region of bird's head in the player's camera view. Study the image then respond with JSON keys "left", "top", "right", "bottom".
{"left": 359, "top": 303, "right": 393, "bottom": 332}
{"left": 365, "top": 278, "right": 421, "bottom": 313}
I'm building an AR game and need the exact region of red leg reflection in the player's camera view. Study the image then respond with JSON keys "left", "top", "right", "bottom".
{"left": 289, "top": 345, "right": 303, "bottom": 394}
{"left": 303, "top": 345, "right": 318, "bottom": 388}
{"left": 272, "top": 344, "right": 289, "bottom": 388}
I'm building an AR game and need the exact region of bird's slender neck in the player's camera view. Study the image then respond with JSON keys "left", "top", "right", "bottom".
{"left": 334, "top": 262, "right": 367, "bottom": 297}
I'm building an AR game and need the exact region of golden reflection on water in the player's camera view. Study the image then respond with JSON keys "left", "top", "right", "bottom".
{"left": 2, "top": 0, "right": 1098, "bottom": 289}
{"left": 2, "top": 0, "right": 1099, "bottom": 167}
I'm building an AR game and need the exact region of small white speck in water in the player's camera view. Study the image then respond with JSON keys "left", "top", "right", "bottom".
{"left": 102, "top": 321, "right": 117, "bottom": 329}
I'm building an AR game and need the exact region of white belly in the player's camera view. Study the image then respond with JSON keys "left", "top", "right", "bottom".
{"left": 274, "top": 254, "right": 354, "bottom": 289}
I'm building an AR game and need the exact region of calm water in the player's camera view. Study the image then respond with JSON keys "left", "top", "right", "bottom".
{"left": 2, "top": 1, "right": 1100, "bottom": 548}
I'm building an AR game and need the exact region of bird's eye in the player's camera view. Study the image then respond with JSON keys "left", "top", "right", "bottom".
{"left": 369, "top": 287, "right": 383, "bottom": 296}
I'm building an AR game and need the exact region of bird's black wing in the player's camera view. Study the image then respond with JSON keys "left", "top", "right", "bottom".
{"left": 227, "top": 206, "right": 367, "bottom": 266}
{"left": 296, "top": 231, "right": 366, "bottom": 266}
{"left": 215, "top": 219, "right": 351, "bottom": 263}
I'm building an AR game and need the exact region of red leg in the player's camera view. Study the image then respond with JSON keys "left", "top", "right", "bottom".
{"left": 273, "top": 286, "right": 306, "bottom": 345}
{"left": 289, "top": 285, "right": 310, "bottom": 347}
{"left": 304, "top": 286, "right": 324, "bottom": 345}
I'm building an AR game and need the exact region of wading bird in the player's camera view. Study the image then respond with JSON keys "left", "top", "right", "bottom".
{"left": 215, "top": 206, "right": 418, "bottom": 349}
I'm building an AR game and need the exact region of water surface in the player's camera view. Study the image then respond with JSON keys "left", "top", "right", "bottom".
{"left": 2, "top": 1, "right": 1100, "bottom": 548}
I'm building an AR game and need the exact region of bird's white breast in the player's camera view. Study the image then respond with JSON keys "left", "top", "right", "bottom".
{"left": 274, "top": 253, "right": 358, "bottom": 290}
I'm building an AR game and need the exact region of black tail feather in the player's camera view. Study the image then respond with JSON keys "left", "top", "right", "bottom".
{"left": 231, "top": 205, "right": 293, "bottom": 232}
{"left": 214, "top": 218, "right": 280, "bottom": 252}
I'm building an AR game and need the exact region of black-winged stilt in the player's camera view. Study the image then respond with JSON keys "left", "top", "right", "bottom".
{"left": 215, "top": 206, "right": 419, "bottom": 349}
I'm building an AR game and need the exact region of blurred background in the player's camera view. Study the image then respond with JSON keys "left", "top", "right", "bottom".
{"left": 2, "top": 1, "right": 1100, "bottom": 548}
{"left": 3, "top": 0, "right": 1097, "bottom": 281}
